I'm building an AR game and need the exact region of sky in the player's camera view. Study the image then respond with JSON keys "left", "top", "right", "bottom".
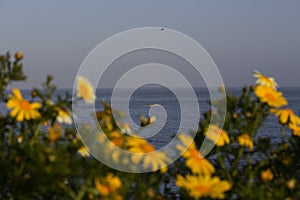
{"left": 1, "top": 0, "right": 300, "bottom": 88}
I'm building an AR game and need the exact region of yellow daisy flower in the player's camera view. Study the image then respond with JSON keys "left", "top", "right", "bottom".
{"left": 57, "top": 107, "right": 72, "bottom": 124}
{"left": 237, "top": 134, "right": 254, "bottom": 151}
{"left": 254, "top": 85, "right": 287, "bottom": 108}
{"left": 271, "top": 108, "right": 300, "bottom": 125}
{"left": 78, "top": 146, "right": 90, "bottom": 157}
{"left": 253, "top": 70, "right": 278, "bottom": 89}
{"left": 261, "top": 169, "right": 273, "bottom": 182}
{"left": 95, "top": 173, "right": 122, "bottom": 197}
{"left": 109, "top": 131, "right": 125, "bottom": 147}
{"left": 176, "top": 174, "right": 231, "bottom": 199}
{"left": 289, "top": 123, "right": 300, "bottom": 137}
{"left": 126, "top": 136, "right": 170, "bottom": 172}
{"left": 177, "top": 134, "right": 215, "bottom": 175}
{"left": 205, "top": 125, "right": 230, "bottom": 147}
{"left": 76, "top": 76, "right": 96, "bottom": 104}
{"left": 6, "top": 88, "right": 41, "bottom": 121}
{"left": 48, "top": 123, "right": 62, "bottom": 143}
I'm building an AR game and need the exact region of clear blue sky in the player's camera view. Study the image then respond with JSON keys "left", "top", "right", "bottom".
{"left": 1, "top": 0, "right": 300, "bottom": 88}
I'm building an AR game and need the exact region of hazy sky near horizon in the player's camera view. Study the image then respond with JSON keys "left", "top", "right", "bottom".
{"left": 1, "top": 1, "right": 300, "bottom": 88}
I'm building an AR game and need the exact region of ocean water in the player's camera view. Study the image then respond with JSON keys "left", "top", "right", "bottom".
{"left": 1, "top": 87, "right": 300, "bottom": 148}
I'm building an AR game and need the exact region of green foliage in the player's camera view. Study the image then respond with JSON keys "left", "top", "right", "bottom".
{"left": 0, "top": 52, "right": 167, "bottom": 199}
{"left": 0, "top": 52, "right": 26, "bottom": 99}
{"left": 1, "top": 51, "right": 300, "bottom": 199}
{"left": 194, "top": 85, "right": 300, "bottom": 199}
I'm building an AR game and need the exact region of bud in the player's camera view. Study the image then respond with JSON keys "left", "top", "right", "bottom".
{"left": 15, "top": 52, "right": 23, "bottom": 60}
{"left": 261, "top": 169, "right": 273, "bottom": 182}
{"left": 31, "top": 89, "right": 38, "bottom": 98}
{"left": 17, "top": 135, "right": 24, "bottom": 143}
{"left": 48, "top": 155, "right": 56, "bottom": 162}
{"left": 46, "top": 75, "right": 54, "bottom": 84}
{"left": 286, "top": 179, "right": 296, "bottom": 190}
{"left": 232, "top": 112, "right": 238, "bottom": 119}
{"left": 140, "top": 116, "right": 156, "bottom": 127}
{"left": 245, "top": 112, "right": 252, "bottom": 118}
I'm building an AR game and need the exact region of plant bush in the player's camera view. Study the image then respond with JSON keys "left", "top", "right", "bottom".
{"left": 1, "top": 52, "right": 300, "bottom": 199}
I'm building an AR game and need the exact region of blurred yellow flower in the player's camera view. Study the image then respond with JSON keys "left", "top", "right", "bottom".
{"left": 261, "top": 169, "right": 273, "bottom": 182}
{"left": 95, "top": 173, "right": 122, "bottom": 198}
{"left": 17, "top": 135, "right": 24, "bottom": 144}
{"left": 176, "top": 174, "right": 231, "bottom": 199}
{"left": 57, "top": 107, "right": 72, "bottom": 124}
{"left": 15, "top": 51, "right": 23, "bottom": 60}
{"left": 237, "top": 134, "right": 254, "bottom": 151}
{"left": 271, "top": 108, "right": 300, "bottom": 125}
{"left": 127, "top": 136, "right": 155, "bottom": 153}
{"left": 254, "top": 85, "right": 287, "bottom": 108}
{"left": 48, "top": 123, "right": 62, "bottom": 143}
{"left": 177, "top": 134, "right": 215, "bottom": 175}
{"left": 205, "top": 125, "right": 230, "bottom": 147}
{"left": 126, "top": 136, "right": 170, "bottom": 172}
{"left": 253, "top": 70, "right": 278, "bottom": 89}
{"left": 110, "top": 131, "right": 125, "bottom": 147}
{"left": 286, "top": 179, "right": 296, "bottom": 190}
{"left": 289, "top": 123, "right": 300, "bottom": 137}
{"left": 6, "top": 88, "right": 41, "bottom": 121}
{"left": 78, "top": 146, "right": 90, "bottom": 157}
{"left": 76, "top": 76, "right": 96, "bottom": 104}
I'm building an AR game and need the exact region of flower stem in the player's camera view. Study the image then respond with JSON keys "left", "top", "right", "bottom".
{"left": 8, "top": 127, "right": 13, "bottom": 145}
{"left": 281, "top": 126, "right": 285, "bottom": 143}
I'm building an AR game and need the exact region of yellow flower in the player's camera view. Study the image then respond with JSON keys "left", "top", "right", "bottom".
{"left": 177, "top": 134, "right": 215, "bottom": 175}
{"left": 96, "top": 132, "right": 126, "bottom": 164}
{"left": 126, "top": 136, "right": 170, "bottom": 172}
{"left": 95, "top": 173, "right": 122, "bottom": 197}
{"left": 289, "top": 123, "right": 300, "bottom": 137}
{"left": 253, "top": 70, "right": 278, "bottom": 89}
{"left": 254, "top": 85, "right": 287, "bottom": 107}
{"left": 205, "top": 125, "right": 230, "bottom": 147}
{"left": 286, "top": 179, "right": 296, "bottom": 190}
{"left": 126, "top": 136, "right": 155, "bottom": 153}
{"left": 57, "top": 107, "right": 72, "bottom": 124}
{"left": 237, "top": 134, "right": 254, "bottom": 151}
{"left": 176, "top": 174, "right": 231, "bottom": 199}
{"left": 48, "top": 123, "right": 62, "bottom": 143}
{"left": 109, "top": 131, "right": 125, "bottom": 147}
{"left": 6, "top": 88, "right": 41, "bottom": 121}
{"left": 76, "top": 76, "right": 96, "bottom": 104}
{"left": 271, "top": 108, "right": 300, "bottom": 125}
{"left": 261, "top": 169, "right": 273, "bottom": 182}
{"left": 78, "top": 146, "right": 90, "bottom": 157}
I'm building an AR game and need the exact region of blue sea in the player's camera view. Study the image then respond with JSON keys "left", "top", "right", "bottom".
{"left": 1, "top": 87, "right": 300, "bottom": 147}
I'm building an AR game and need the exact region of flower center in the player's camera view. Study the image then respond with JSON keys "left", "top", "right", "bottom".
{"left": 139, "top": 143, "right": 155, "bottom": 153}
{"left": 194, "top": 185, "right": 210, "bottom": 194}
{"left": 191, "top": 149, "right": 202, "bottom": 160}
{"left": 19, "top": 99, "right": 31, "bottom": 110}
{"left": 265, "top": 92, "right": 276, "bottom": 101}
